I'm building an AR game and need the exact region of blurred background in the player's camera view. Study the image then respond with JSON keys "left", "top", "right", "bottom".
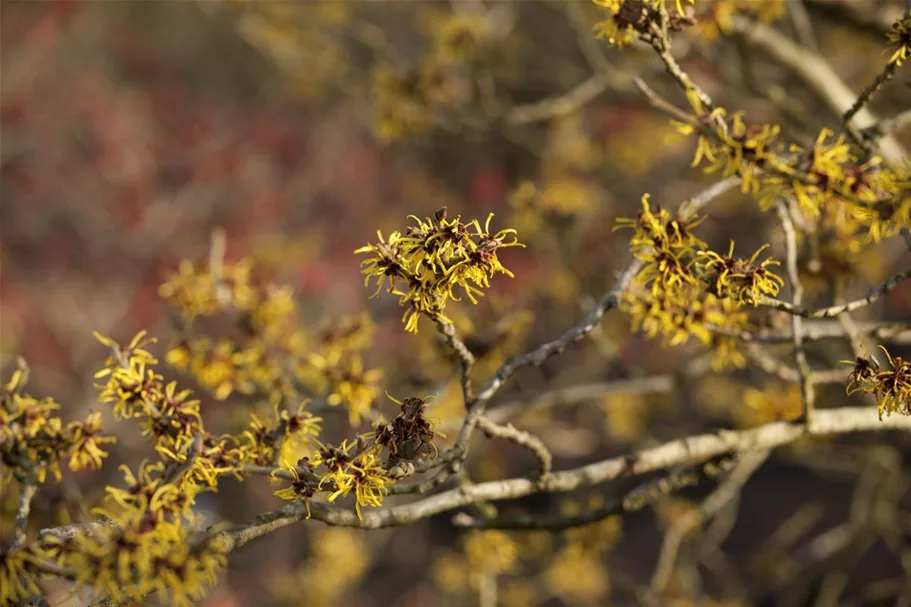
{"left": 2, "top": 1, "right": 911, "bottom": 606}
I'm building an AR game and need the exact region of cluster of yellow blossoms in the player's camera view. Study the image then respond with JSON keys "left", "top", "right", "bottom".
{"left": 1, "top": 363, "right": 115, "bottom": 487}
{"left": 846, "top": 347, "right": 911, "bottom": 420}
{"left": 597, "top": 1, "right": 911, "bottom": 393}
{"left": 371, "top": 12, "right": 494, "bottom": 141}
{"left": 159, "top": 254, "right": 383, "bottom": 424}
{"left": 674, "top": 99, "right": 911, "bottom": 243}
{"left": 272, "top": 394, "right": 441, "bottom": 519}
{"left": 617, "top": 195, "right": 781, "bottom": 368}
{"left": 0, "top": 323, "right": 442, "bottom": 605}
{"left": 356, "top": 209, "right": 523, "bottom": 332}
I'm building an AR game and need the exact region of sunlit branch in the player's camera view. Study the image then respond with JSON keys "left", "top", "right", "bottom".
{"left": 216, "top": 407, "right": 911, "bottom": 537}
{"left": 13, "top": 484, "right": 38, "bottom": 549}
{"left": 776, "top": 200, "right": 815, "bottom": 422}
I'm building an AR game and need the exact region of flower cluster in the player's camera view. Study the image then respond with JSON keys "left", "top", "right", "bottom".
{"left": 846, "top": 347, "right": 911, "bottom": 420}
{"left": 375, "top": 394, "right": 439, "bottom": 466}
{"left": 691, "top": 0, "right": 786, "bottom": 40}
{"left": 7, "top": 331, "right": 245, "bottom": 605}
{"left": 161, "top": 246, "right": 384, "bottom": 423}
{"left": 356, "top": 209, "right": 523, "bottom": 332}
{"left": 1, "top": 362, "right": 115, "bottom": 486}
{"left": 274, "top": 439, "right": 391, "bottom": 520}
{"left": 46, "top": 511, "right": 228, "bottom": 607}
{"left": 2, "top": 323, "right": 422, "bottom": 605}
{"left": 673, "top": 92, "right": 911, "bottom": 246}
{"left": 593, "top": 0, "right": 695, "bottom": 47}
{"left": 370, "top": 12, "right": 495, "bottom": 141}
{"left": 696, "top": 242, "right": 784, "bottom": 304}
{"left": 886, "top": 16, "right": 911, "bottom": 66}
{"left": 273, "top": 394, "right": 442, "bottom": 518}
{"left": 94, "top": 331, "right": 206, "bottom": 462}
{"left": 616, "top": 195, "right": 779, "bottom": 368}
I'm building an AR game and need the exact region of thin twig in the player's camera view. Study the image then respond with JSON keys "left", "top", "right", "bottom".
{"left": 436, "top": 318, "right": 476, "bottom": 403}
{"left": 777, "top": 200, "right": 815, "bottom": 423}
{"left": 476, "top": 416, "right": 552, "bottom": 479}
{"left": 759, "top": 268, "right": 911, "bottom": 318}
{"left": 650, "top": 450, "right": 770, "bottom": 594}
{"left": 506, "top": 73, "right": 624, "bottom": 125}
{"left": 842, "top": 61, "right": 902, "bottom": 131}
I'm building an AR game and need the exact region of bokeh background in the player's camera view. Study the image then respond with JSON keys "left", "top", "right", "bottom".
{"left": 2, "top": 1, "right": 911, "bottom": 606}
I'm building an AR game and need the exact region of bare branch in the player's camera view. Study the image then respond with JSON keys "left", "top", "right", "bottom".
{"left": 13, "top": 483, "right": 38, "bottom": 549}
{"left": 436, "top": 318, "right": 476, "bottom": 403}
{"left": 453, "top": 458, "right": 737, "bottom": 531}
{"left": 215, "top": 407, "right": 911, "bottom": 536}
{"left": 506, "top": 73, "right": 625, "bottom": 125}
{"left": 476, "top": 415, "right": 552, "bottom": 478}
{"left": 776, "top": 200, "right": 815, "bottom": 422}
{"left": 650, "top": 450, "right": 770, "bottom": 593}
{"left": 759, "top": 268, "right": 911, "bottom": 318}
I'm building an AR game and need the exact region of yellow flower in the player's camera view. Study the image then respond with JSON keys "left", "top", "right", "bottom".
{"left": 463, "top": 530, "right": 518, "bottom": 577}
{"left": 320, "top": 446, "right": 391, "bottom": 519}
{"left": 0, "top": 547, "right": 42, "bottom": 604}
{"left": 67, "top": 412, "right": 116, "bottom": 471}
{"left": 696, "top": 241, "right": 784, "bottom": 305}
{"left": 356, "top": 212, "right": 522, "bottom": 332}
{"left": 740, "top": 385, "right": 802, "bottom": 426}
{"left": 544, "top": 545, "right": 609, "bottom": 604}
{"left": 886, "top": 16, "right": 911, "bottom": 65}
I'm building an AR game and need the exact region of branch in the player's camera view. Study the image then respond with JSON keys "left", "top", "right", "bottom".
{"left": 727, "top": 15, "right": 908, "bottom": 164}
{"left": 842, "top": 60, "right": 903, "bottom": 130}
{"left": 505, "top": 73, "right": 627, "bottom": 125}
{"left": 436, "top": 318, "right": 476, "bottom": 403}
{"left": 476, "top": 415, "right": 552, "bottom": 478}
{"left": 777, "top": 200, "right": 815, "bottom": 422}
{"left": 216, "top": 407, "right": 911, "bottom": 535}
{"left": 650, "top": 450, "right": 770, "bottom": 593}
{"left": 712, "top": 320, "right": 911, "bottom": 344}
{"left": 13, "top": 483, "right": 38, "bottom": 549}
{"left": 759, "top": 268, "right": 911, "bottom": 318}
{"left": 452, "top": 457, "right": 737, "bottom": 531}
